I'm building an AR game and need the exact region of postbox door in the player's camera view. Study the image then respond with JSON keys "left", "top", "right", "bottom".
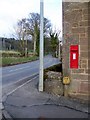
{"left": 70, "top": 45, "right": 78, "bottom": 69}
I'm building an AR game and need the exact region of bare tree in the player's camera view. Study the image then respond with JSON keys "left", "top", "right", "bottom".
{"left": 13, "top": 13, "right": 51, "bottom": 56}
{"left": 13, "top": 18, "right": 29, "bottom": 56}
{"left": 27, "top": 13, "right": 51, "bottom": 55}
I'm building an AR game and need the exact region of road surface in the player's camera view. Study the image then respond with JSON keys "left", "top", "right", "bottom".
{"left": 2, "top": 76, "right": 89, "bottom": 119}
{"left": 2, "top": 55, "right": 61, "bottom": 97}
{"left": 1, "top": 55, "right": 89, "bottom": 119}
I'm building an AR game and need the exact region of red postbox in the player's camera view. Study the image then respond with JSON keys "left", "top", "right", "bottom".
{"left": 70, "top": 45, "right": 78, "bottom": 69}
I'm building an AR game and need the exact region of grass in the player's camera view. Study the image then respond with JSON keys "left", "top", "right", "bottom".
{"left": 0, "top": 50, "right": 39, "bottom": 67}
{"left": 0, "top": 50, "right": 21, "bottom": 57}
{"left": 1, "top": 56, "right": 38, "bottom": 67}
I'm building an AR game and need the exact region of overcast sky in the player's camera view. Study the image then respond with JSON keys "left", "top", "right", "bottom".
{"left": 0, "top": 0, "right": 62, "bottom": 38}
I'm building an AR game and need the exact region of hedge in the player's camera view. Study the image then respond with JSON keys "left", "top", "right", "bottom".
{"left": 0, "top": 51, "right": 21, "bottom": 57}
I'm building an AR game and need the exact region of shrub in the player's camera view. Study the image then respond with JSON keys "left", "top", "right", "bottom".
{"left": 1, "top": 51, "right": 21, "bottom": 57}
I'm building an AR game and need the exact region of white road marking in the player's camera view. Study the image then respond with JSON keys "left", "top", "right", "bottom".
{"left": 2, "top": 58, "right": 60, "bottom": 79}
{"left": 2, "top": 66, "right": 38, "bottom": 78}
{"left": 9, "top": 62, "right": 40, "bottom": 72}
{"left": 3, "top": 75, "right": 39, "bottom": 97}
{"left": 9, "top": 66, "right": 30, "bottom": 72}
{"left": 2, "top": 59, "right": 52, "bottom": 78}
{"left": 3, "top": 72, "right": 39, "bottom": 88}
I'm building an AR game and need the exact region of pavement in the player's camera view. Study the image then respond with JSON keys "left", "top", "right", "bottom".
{"left": 0, "top": 110, "right": 2, "bottom": 120}
{"left": 2, "top": 76, "right": 90, "bottom": 119}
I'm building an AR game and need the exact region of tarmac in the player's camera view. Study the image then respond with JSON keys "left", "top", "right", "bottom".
{"left": 1, "top": 76, "right": 90, "bottom": 119}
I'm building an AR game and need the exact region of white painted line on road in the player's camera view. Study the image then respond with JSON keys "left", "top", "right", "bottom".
{"left": 2, "top": 60, "right": 51, "bottom": 78}
{"left": 9, "top": 66, "right": 30, "bottom": 72}
{"left": 2, "top": 61, "right": 60, "bottom": 78}
{"left": 4, "top": 75, "right": 39, "bottom": 97}
{"left": 9, "top": 59, "right": 52, "bottom": 72}
{"left": 4, "top": 61, "right": 60, "bottom": 88}
{"left": 2, "top": 67, "right": 39, "bottom": 78}
{"left": 2, "top": 58, "right": 60, "bottom": 78}
{"left": 3, "top": 72, "right": 39, "bottom": 88}
{"left": 9, "top": 62, "right": 40, "bottom": 72}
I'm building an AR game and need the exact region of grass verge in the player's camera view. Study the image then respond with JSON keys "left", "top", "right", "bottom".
{"left": 1, "top": 56, "right": 38, "bottom": 67}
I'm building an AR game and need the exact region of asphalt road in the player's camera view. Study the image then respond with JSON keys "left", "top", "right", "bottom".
{"left": 1, "top": 55, "right": 89, "bottom": 119}
{"left": 2, "top": 55, "right": 60, "bottom": 97}
{"left": 3, "top": 76, "right": 89, "bottom": 119}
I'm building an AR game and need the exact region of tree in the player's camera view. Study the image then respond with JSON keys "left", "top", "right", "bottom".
{"left": 49, "top": 28, "right": 60, "bottom": 57}
{"left": 14, "top": 18, "right": 29, "bottom": 56}
{"left": 14, "top": 13, "right": 51, "bottom": 56}
{"left": 27, "top": 13, "right": 51, "bottom": 55}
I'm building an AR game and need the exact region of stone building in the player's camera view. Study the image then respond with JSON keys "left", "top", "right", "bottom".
{"left": 62, "top": 1, "right": 90, "bottom": 101}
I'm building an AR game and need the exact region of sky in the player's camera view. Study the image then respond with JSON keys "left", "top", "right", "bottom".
{"left": 0, "top": 0, "right": 62, "bottom": 38}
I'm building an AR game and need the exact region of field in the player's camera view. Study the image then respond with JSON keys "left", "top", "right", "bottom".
{"left": 0, "top": 50, "right": 38, "bottom": 67}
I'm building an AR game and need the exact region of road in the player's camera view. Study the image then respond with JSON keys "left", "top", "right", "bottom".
{"left": 1, "top": 55, "right": 89, "bottom": 119}
{"left": 2, "top": 76, "right": 89, "bottom": 119}
{"left": 2, "top": 55, "right": 61, "bottom": 97}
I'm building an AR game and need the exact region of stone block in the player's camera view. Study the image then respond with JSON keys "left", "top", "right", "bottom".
{"left": 81, "top": 59, "right": 87, "bottom": 64}
{"left": 80, "top": 52, "right": 88, "bottom": 59}
{"left": 72, "top": 28, "right": 79, "bottom": 33}
{"left": 72, "top": 33, "right": 79, "bottom": 40}
{"left": 72, "top": 27, "right": 87, "bottom": 34}
{"left": 44, "top": 71, "right": 63, "bottom": 96}
{"left": 79, "top": 21, "right": 88, "bottom": 27}
{"left": 68, "top": 93, "right": 89, "bottom": 102}
{"left": 89, "top": 54, "right": 90, "bottom": 60}
{"left": 78, "top": 27, "right": 87, "bottom": 33}
{"left": 88, "top": 75, "right": 90, "bottom": 81}
{"left": 82, "top": 14, "right": 88, "bottom": 20}
{"left": 63, "top": 2, "right": 88, "bottom": 10}
{"left": 88, "top": 60, "right": 90, "bottom": 66}
{"left": 71, "top": 74, "right": 88, "bottom": 80}
{"left": 81, "top": 63, "right": 88, "bottom": 69}
{"left": 46, "top": 71, "right": 62, "bottom": 80}
{"left": 88, "top": 69, "right": 90, "bottom": 74}
{"left": 44, "top": 79, "right": 63, "bottom": 96}
{"left": 80, "top": 45, "right": 88, "bottom": 52}
{"left": 68, "top": 80, "right": 80, "bottom": 93}
{"left": 72, "top": 22, "right": 78, "bottom": 27}
{"left": 71, "top": 69, "right": 84, "bottom": 74}
{"left": 79, "top": 82, "right": 89, "bottom": 93}
{"left": 80, "top": 60, "right": 88, "bottom": 69}
{"left": 79, "top": 38, "right": 88, "bottom": 45}
{"left": 79, "top": 33, "right": 86, "bottom": 38}
{"left": 85, "top": 69, "right": 89, "bottom": 74}
{"left": 82, "top": 8, "right": 88, "bottom": 15}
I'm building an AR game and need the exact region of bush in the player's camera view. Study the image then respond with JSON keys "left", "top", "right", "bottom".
{"left": 1, "top": 51, "right": 21, "bottom": 57}
{"left": 44, "top": 63, "right": 62, "bottom": 72}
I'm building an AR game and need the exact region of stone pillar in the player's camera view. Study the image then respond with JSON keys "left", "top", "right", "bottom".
{"left": 62, "top": 2, "right": 90, "bottom": 101}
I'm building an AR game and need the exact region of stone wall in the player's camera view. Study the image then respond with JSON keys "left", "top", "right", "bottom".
{"left": 62, "top": 2, "right": 90, "bottom": 101}
{"left": 44, "top": 71, "right": 63, "bottom": 96}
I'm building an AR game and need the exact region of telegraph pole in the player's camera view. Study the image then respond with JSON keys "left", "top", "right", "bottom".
{"left": 39, "top": 0, "right": 44, "bottom": 92}
{"left": 58, "top": 40, "right": 61, "bottom": 60}
{"left": 25, "top": 29, "right": 28, "bottom": 57}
